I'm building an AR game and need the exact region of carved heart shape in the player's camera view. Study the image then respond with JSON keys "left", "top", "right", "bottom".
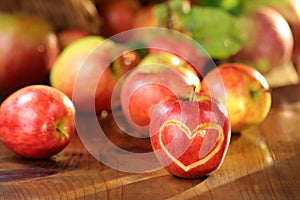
{"left": 157, "top": 119, "right": 224, "bottom": 172}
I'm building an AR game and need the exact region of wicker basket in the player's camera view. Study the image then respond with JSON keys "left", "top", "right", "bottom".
{"left": 0, "top": 0, "right": 102, "bottom": 34}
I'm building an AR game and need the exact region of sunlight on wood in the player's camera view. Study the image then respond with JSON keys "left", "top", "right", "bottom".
{"left": 265, "top": 62, "right": 299, "bottom": 88}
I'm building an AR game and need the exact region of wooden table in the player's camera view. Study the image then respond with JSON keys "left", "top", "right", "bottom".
{"left": 0, "top": 83, "right": 299, "bottom": 200}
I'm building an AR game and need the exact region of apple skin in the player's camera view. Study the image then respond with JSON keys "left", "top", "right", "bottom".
{"left": 149, "top": 93, "right": 231, "bottom": 178}
{"left": 0, "top": 13, "right": 59, "bottom": 96}
{"left": 201, "top": 63, "right": 272, "bottom": 133}
{"left": 50, "top": 36, "right": 140, "bottom": 113}
{"left": 50, "top": 36, "right": 106, "bottom": 113}
{"left": 139, "top": 52, "right": 201, "bottom": 91}
{"left": 133, "top": 4, "right": 159, "bottom": 28}
{"left": 57, "top": 29, "right": 89, "bottom": 50}
{"left": 148, "top": 35, "right": 208, "bottom": 78}
{"left": 263, "top": 0, "right": 300, "bottom": 60}
{"left": 120, "top": 62, "right": 196, "bottom": 137}
{"left": 231, "top": 6, "right": 293, "bottom": 74}
{"left": 0, "top": 85, "right": 76, "bottom": 159}
{"left": 296, "top": 55, "right": 300, "bottom": 81}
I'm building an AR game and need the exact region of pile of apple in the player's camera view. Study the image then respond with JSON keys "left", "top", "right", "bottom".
{"left": 0, "top": 0, "right": 298, "bottom": 179}
{"left": 96, "top": 0, "right": 299, "bottom": 74}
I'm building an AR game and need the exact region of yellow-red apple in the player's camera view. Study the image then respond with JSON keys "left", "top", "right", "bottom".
{"left": 201, "top": 63, "right": 272, "bottom": 133}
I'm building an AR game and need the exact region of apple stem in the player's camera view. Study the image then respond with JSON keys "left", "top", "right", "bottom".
{"left": 190, "top": 85, "right": 196, "bottom": 101}
{"left": 166, "top": 2, "right": 174, "bottom": 29}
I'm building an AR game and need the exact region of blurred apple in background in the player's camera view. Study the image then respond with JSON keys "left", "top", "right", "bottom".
{"left": 139, "top": 52, "right": 201, "bottom": 91}
{"left": 133, "top": 4, "right": 158, "bottom": 28}
{"left": 201, "top": 63, "right": 272, "bottom": 133}
{"left": 267, "top": 0, "right": 300, "bottom": 61}
{"left": 50, "top": 36, "right": 140, "bottom": 113}
{"left": 148, "top": 34, "right": 209, "bottom": 78}
{"left": 246, "top": 0, "right": 300, "bottom": 61}
{"left": 57, "top": 29, "right": 89, "bottom": 50}
{"left": 231, "top": 6, "right": 294, "bottom": 74}
{"left": 98, "top": 0, "right": 141, "bottom": 40}
{"left": 0, "top": 13, "right": 59, "bottom": 96}
{"left": 296, "top": 55, "right": 300, "bottom": 81}
{"left": 50, "top": 36, "right": 106, "bottom": 111}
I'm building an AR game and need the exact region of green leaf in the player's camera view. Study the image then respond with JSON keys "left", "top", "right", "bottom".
{"left": 199, "top": 0, "right": 244, "bottom": 16}
{"left": 239, "top": 0, "right": 289, "bottom": 14}
{"left": 152, "top": 1, "right": 243, "bottom": 59}
{"left": 182, "top": 6, "right": 243, "bottom": 59}
{"left": 153, "top": 3, "right": 168, "bottom": 27}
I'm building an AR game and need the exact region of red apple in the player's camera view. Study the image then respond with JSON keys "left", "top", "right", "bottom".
{"left": 139, "top": 52, "right": 201, "bottom": 91}
{"left": 50, "top": 36, "right": 140, "bottom": 113}
{"left": 119, "top": 59, "right": 198, "bottom": 137}
{"left": 296, "top": 54, "right": 300, "bottom": 81}
{"left": 57, "top": 29, "right": 89, "bottom": 50}
{"left": 149, "top": 93, "right": 231, "bottom": 178}
{"left": 231, "top": 6, "right": 293, "bottom": 73}
{"left": 201, "top": 63, "right": 272, "bottom": 133}
{"left": 250, "top": 0, "right": 300, "bottom": 60}
{"left": 267, "top": 0, "right": 300, "bottom": 60}
{"left": 98, "top": 0, "right": 141, "bottom": 38}
{"left": 0, "top": 85, "right": 76, "bottom": 159}
{"left": 0, "top": 13, "right": 60, "bottom": 96}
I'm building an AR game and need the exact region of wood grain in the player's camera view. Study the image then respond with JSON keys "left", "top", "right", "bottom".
{"left": 0, "top": 84, "right": 300, "bottom": 199}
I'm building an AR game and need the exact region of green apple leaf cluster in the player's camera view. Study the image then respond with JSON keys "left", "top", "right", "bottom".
{"left": 198, "top": 0, "right": 288, "bottom": 15}
{"left": 152, "top": 0, "right": 244, "bottom": 59}
{"left": 197, "top": 0, "right": 244, "bottom": 16}
{"left": 182, "top": 6, "right": 243, "bottom": 59}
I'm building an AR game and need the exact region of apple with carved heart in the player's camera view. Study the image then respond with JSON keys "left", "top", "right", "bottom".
{"left": 149, "top": 93, "right": 231, "bottom": 178}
